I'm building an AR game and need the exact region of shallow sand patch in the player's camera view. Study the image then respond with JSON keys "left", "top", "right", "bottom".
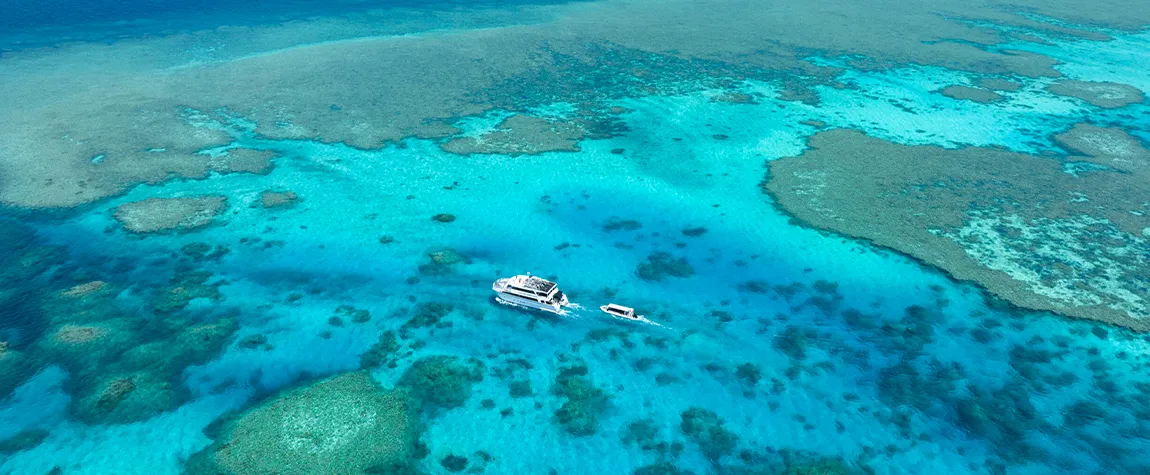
{"left": 114, "top": 196, "right": 228, "bottom": 233}
{"left": 765, "top": 128, "right": 1150, "bottom": 330}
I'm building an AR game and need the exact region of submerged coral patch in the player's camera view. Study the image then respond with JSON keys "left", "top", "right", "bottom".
{"left": 680, "top": 407, "right": 739, "bottom": 462}
{"left": 1046, "top": 80, "right": 1145, "bottom": 108}
{"left": 765, "top": 128, "right": 1150, "bottom": 330}
{"left": 441, "top": 114, "right": 585, "bottom": 156}
{"left": 551, "top": 365, "right": 611, "bottom": 436}
{"left": 186, "top": 371, "right": 420, "bottom": 475}
{"left": 114, "top": 196, "right": 228, "bottom": 233}
{"left": 259, "top": 190, "right": 299, "bottom": 208}
{"left": 636, "top": 252, "right": 695, "bottom": 281}
{"left": 398, "top": 355, "right": 485, "bottom": 411}
{"left": 938, "top": 85, "right": 1002, "bottom": 103}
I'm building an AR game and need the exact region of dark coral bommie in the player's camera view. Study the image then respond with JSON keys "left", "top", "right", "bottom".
{"left": 420, "top": 248, "right": 469, "bottom": 275}
{"left": 0, "top": 429, "right": 49, "bottom": 455}
{"left": 603, "top": 217, "right": 644, "bottom": 232}
{"left": 401, "top": 302, "right": 455, "bottom": 331}
{"left": 153, "top": 269, "right": 223, "bottom": 314}
{"left": 398, "top": 355, "right": 485, "bottom": 411}
{"left": 361, "top": 331, "right": 400, "bottom": 369}
{"left": 335, "top": 305, "right": 372, "bottom": 323}
{"left": 636, "top": 252, "right": 695, "bottom": 281}
{"left": 551, "top": 365, "right": 611, "bottom": 436}
{"left": 680, "top": 407, "right": 739, "bottom": 462}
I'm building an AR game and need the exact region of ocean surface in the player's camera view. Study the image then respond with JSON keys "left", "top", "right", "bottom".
{"left": 1, "top": 1, "right": 1148, "bottom": 474}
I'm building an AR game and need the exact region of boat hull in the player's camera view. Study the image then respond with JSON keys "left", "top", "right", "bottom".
{"left": 494, "top": 292, "right": 567, "bottom": 315}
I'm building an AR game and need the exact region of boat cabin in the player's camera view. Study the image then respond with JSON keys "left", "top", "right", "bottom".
{"left": 603, "top": 304, "right": 636, "bottom": 318}
{"left": 502, "top": 275, "right": 562, "bottom": 303}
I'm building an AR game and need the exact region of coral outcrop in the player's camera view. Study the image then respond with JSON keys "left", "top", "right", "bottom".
{"left": 551, "top": 365, "right": 610, "bottom": 436}
{"left": 398, "top": 356, "right": 485, "bottom": 411}
{"left": 259, "top": 190, "right": 299, "bottom": 208}
{"left": 114, "top": 196, "right": 228, "bottom": 233}
{"left": 765, "top": 127, "right": 1150, "bottom": 329}
{"left": 186, "top": 371, "right": 420, "bottom": 475}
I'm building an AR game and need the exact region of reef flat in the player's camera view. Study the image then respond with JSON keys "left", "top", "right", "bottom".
{"left": 2, "top": 0, "right": 1150, "bottom": 474}
{"left": 186, "top": 371, "right": 420, "bottom": 474}
{"left": 765, "top": 127, "right": 1149, "bottom": 329}
{"left": 3, "top": 0, "right": 1150, "bottom": 208}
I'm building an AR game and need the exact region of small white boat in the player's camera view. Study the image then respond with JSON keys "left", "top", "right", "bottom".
{"left": 600, "top": 303, "right": 651, "bottom": 323}
{"left": 493, "top": 274, "right": 570, "bottom": 315}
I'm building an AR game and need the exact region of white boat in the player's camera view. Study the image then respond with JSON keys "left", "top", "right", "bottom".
{"left": 600, "top": 303, "right": 650, "bottom": 323}
{"left": 492, "top": 274, "right": 571, "bottom": 314}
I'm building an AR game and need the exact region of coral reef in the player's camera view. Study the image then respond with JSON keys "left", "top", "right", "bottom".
{"left": 401, "top": 303, "right": 455, "bottom": 331}
{"left": 0, "top": 429, "right": 49, "bottom": 455}
{"left": 71, "top": 371, "right": 179, "bottom": 424}
{"left": 680, "top": 407, "right": 739, "bottom": 462}
{"left": 603, "top": 217, "right": 643, "bottom": 232}
{"left": 361, "top": 331, "right": 400, "bottom": 369}
{"left": 441, "top": 454, "right": 468, "bottom": 472}
{"left": 398, "top": 356, "right": 485, "bottom": 411}
{"left": 60, "top": 280, "right": 109, "bottom": 299}
{"left": 976, "top": 78, "right": 1022, "bottom": 91}
{"left": 153, "top": 269, "right": 224, "bottom": 314}
{"left": 5, "top": 0, "right": 1148, "bottom": 209}
{"left": 441, "top": 114, "right": 585, "bottom": 156}
{"left": 113, "top": 196, "right": 228, "bottom": 233}
{"left": 335, "top": 305, "right": 372, "bottom": 324}
{"left": 1046, "top": 80, "right": 1145, "bottom": 108}
{"left": 186, "top": 371, "right": 420, "bottom": 475}
{"left": 34, "top": 319, "right": 140, "bottom": 378}
{"left": 551, "top": 365, "right": 610, "bottom": 436}
{"left": 636, "top": 252, "right": 695, "bottom": 281}
{"left": 209, "top": 148, "right": 278, "bottom": 175}
{"left": 765, "top": 128, "right": 1150, "bottom": 329}
{"left": 259, "top": 190, "right": 299, "bottom": 208}
{"left": 0, "top": 344, "right": 37, "bottom": 400}
{"left": 938, "top": 85, "right": 1002, "bottom": 103}
{"left": 681, "top": 227, "right": 708, "bottom": 237}
{"left": 633, "top": 462, "right": 696, "bottom": 475}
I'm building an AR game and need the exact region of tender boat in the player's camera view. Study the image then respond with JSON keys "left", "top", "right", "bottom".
{"left": 492, "top": 274, "right": 570, "bottom": 314}
{"left": 600, "top": 303, "right": 649, "bottom": 323}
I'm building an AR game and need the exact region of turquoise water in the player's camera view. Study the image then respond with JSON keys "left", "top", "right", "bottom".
{"left": 2, "top": 6, "right": 1149, "bottom": 475}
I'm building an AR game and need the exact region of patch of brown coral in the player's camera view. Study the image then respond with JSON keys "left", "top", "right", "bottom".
{"left": 53, "top": 324, "right": 110, "bottom": 344}
{"left": 61, "top": 280, "right": 109, "bottom": 298}
{"left": 259, "top": 190, "right": 299, "bottom": 208}
{"left": 4, "top": 0, "right": 1150, "bottom": 208}
{"left": 1046, "top": 80, "right": 1145, "bottom": 108}
{"left": 939, "top": 85, "right": 1003, "bottom": 103}
{"left": 765, "top": 126, "right": 1150, "bottom": 330}
{"left": 440, "top": 115, "right": 585, "bottom": 156}
{"left": 114, "top": 196, "right": 228, "bottom": 233}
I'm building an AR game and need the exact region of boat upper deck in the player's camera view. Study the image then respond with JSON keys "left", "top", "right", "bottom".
{"left": 506, "top": 275, "right": 558, "bottom": 295}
